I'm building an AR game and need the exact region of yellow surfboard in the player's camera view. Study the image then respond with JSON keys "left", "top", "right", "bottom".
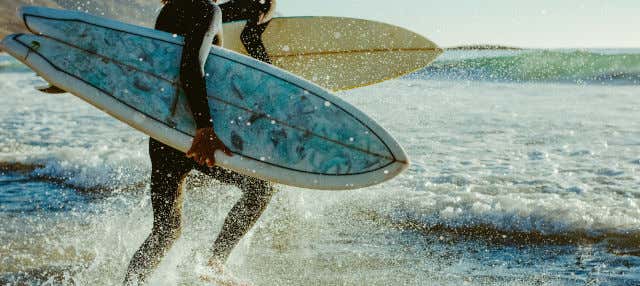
{"left": 223, "top": 17, "right": 442, "bottom": 91}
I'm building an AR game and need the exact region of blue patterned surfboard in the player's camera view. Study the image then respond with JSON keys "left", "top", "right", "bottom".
{"left": 0, "top": 9, "right": 409, "bottom": 190}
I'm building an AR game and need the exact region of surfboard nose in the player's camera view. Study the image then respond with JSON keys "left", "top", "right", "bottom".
{"left": 20, "top": 6, "right": 80, "bottom": 34}
{"left": 20, "top": 6, "right": 41, "bottom": 34}
{"left": 20, "top": 6, "right": 54, "bottom": 20}
{"left": 1, "top": 34, "right": 29, "bottom": 60}
{"left": 21, "top": 5, "right": 86, "bottom": 20}
{"left": 0, "top": 34, "right": 17, "bottom": 49}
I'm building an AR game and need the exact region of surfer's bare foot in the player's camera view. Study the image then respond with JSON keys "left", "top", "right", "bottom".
{"left": 198, "top": 259, "right": 251, "bottom": 286}
{"left": 187, "top": 127, "right": 233, "bottom": 167}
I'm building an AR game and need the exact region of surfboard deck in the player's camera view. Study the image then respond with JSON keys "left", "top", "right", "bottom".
{"left": 21, "top": 6, "right": 442, "bottom": 91}
{"left": 1, "top": 18, "right": 409, "bottom": 190}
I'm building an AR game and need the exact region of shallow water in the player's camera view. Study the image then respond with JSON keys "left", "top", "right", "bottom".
{"left": 1, "top": 51, "right": 640, "bottom": 285}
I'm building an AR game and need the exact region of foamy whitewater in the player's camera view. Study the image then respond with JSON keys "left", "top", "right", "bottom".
{"left": 1, "top": 49, "right": 640, "bottom": 285}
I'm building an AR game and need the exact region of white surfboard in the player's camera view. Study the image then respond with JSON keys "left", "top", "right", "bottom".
{"left": 223, "top": 17, "right": 442, "bottom": 91}
{"left": 21, "top": 6, "right": 442, "bottom": 91}
{"left": 2, "top": 9, "right": 410, "bottom": 190}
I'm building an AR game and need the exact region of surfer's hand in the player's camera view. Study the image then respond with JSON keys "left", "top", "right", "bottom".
{"left": 187, "top": 127, "right": 233, "bottom": 167}
{"left": 257, "top": 0, "right": 276, "bottom": 25}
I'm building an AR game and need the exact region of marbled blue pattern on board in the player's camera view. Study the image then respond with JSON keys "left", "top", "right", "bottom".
{"left": 16, "top": 16, "right": 395, "bottom": 175}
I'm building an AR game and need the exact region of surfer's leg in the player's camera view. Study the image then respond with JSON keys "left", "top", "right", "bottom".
{"left": 199, "top": 166, "right": 275, "bottom": 263}
{"left": 124, "top": 138, "right": 192, "bottom": 285}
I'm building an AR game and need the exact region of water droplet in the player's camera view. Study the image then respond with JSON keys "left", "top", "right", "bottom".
{"left": 260, "top": 156, "right": 266, "bottom": 161}
{"left": 324, "top": 101, "right": 331, "bottom": 107}
{"left": 270, "top": 120, "right": 276, "bottom": 124}
{"left": 383, "top": 170, "right": 389, "bottom": 174}
{"left": 246, "top": 122, "right": 251, "bottom": 126}
{"left": 349, "top": 137, "right": 354, "bottom": 142}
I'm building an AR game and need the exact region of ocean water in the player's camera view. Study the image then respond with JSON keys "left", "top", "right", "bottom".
{"left": 1, "top": 49, "right": 639, "bottom": 285}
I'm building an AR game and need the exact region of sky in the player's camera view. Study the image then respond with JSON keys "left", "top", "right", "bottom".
{"left": 276, "top": 0, "right": 640, "bottom": 48}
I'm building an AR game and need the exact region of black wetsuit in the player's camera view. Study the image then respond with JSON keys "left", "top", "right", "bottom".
{"left": 151, "top": 0, "right": 274, "bottom": 194}
{"left": 125, "top": 1, "right": 275, "bottom": 283}
{"left": 151, "top": 0, "right": 275, "bottom": 242}
{"left": 219, "top": 0, "right": 273, "bottom": 63}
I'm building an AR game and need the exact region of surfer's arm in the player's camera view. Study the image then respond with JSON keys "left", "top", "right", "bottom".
{"left": 239, "top": 0, "right": 275, "bottom": 63}
{"left": 182, "top": 2, "right": 233, "bottom": 166}
{"left": 180, "top": 1, "right": 221, "bottom": 129}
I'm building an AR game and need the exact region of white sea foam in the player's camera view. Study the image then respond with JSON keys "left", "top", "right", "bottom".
{"left": 0, "top": 72, "right": 150, "bottom": 189}
{"left": 342, "top": 78, "right": 640, "bottom": 238}
{"left": 1, "top": 70, "right": 639, "bottom": 236}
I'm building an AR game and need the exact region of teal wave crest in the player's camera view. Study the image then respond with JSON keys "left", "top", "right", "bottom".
{"left": 418, "top": 50, "right": 640, "bottom": 85}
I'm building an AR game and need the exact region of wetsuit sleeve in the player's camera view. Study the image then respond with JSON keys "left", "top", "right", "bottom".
{"left": 180, "top": 2, "right": 218, "bottom": 129}
{"left": 217, "top": 0, "right": 273, "bottom": 63}
{"left": 154, "top": 3, "right": 179, "bottom": 34}
{"left": 241, "top": 19, "right": 271, "bottom": 64}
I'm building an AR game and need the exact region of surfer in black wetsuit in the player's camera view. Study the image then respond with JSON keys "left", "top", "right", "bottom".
{"left": 124, "top": 0, "right": 276, "bottom": 284}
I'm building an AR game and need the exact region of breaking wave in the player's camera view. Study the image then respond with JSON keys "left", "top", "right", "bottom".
{"left": 416, "top": 49, "right": 640, "bottom": 85}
